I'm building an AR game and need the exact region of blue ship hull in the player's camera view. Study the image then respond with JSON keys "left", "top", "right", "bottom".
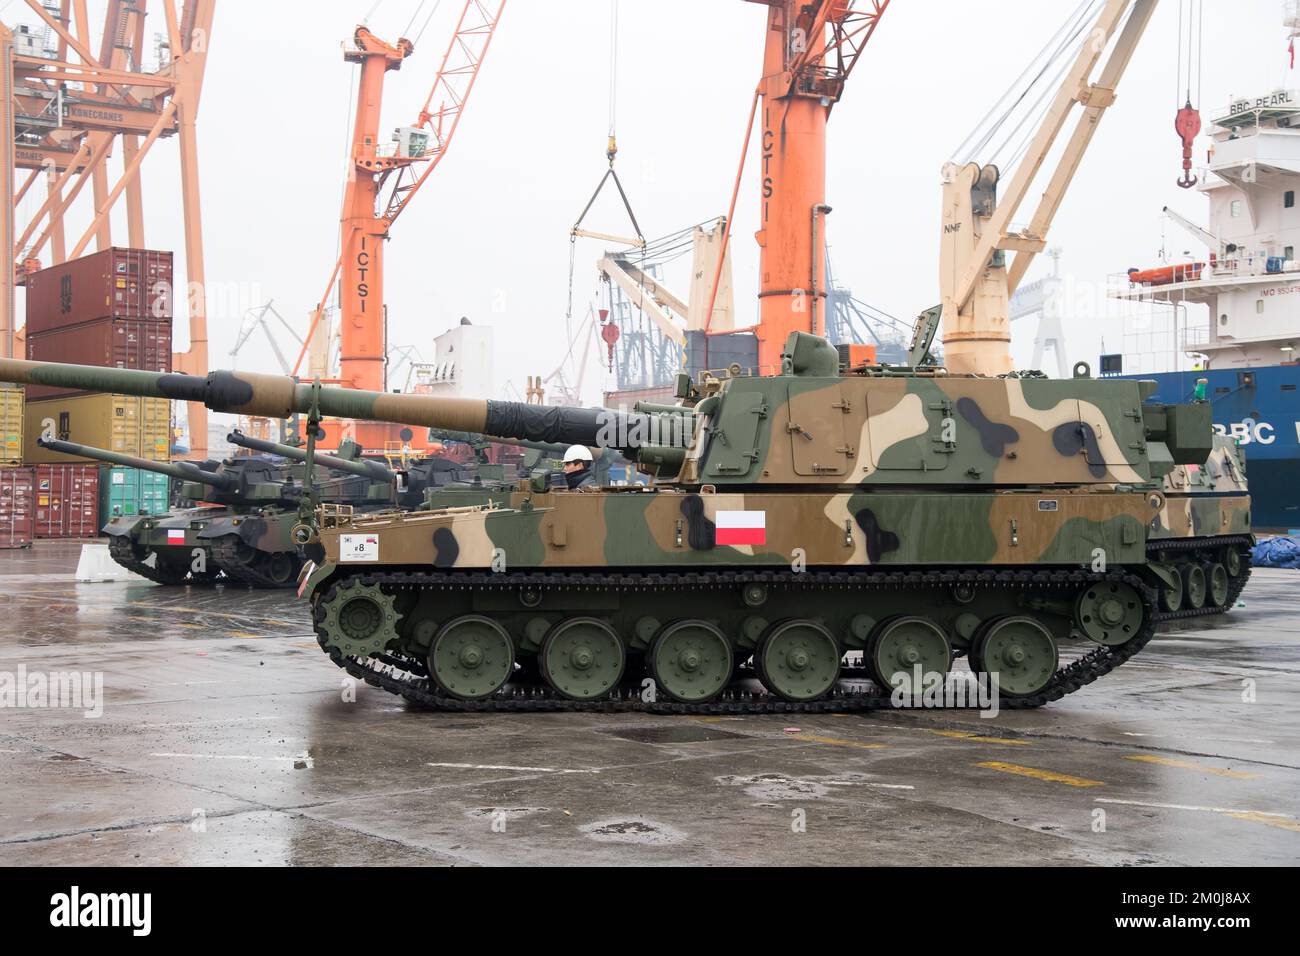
{"left": 1121, "top": 365, "right": 1300, "bottom": 532}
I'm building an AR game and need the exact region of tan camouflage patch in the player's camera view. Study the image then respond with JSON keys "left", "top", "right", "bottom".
{"left": 859, "top": 390, "right": 928, "bottom": 478}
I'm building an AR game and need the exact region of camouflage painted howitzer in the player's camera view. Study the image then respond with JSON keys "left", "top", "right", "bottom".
{"left": 38, "top": 438, "right": 233, "bottom": 587}
{"left": 39, "top": 433, "right": 386, "bottom": 589}
{"left": 1, "top": 335, "right": 1252, "bottom": 713}
{"left": 229, "top": 429, "right": 515, "bottom": 511}
{"left": 1151, "top": 436, "right": 1252, "bottom": 612}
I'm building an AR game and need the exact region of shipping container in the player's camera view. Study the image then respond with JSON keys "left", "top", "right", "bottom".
{"left": 100, "top": 466, "right": 171, "bottom": 519}
{"left": 25, "top": 247, "right": 173, "bottom": 333}
{"left": 34, "top": 464, "right": 100, "bottom": 538}
{"left": 24, "top": 393, "right": 172, "bottom": 464}
{"left": 25, "top": 317, "right": 173, "bottom": 400}
{"left": 0, "top": 385, "right": 23, "bottom": 465}
{"left": 0, "top": 466, "right": 35, "bottom": 549}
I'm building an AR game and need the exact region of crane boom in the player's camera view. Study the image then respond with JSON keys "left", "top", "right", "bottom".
{"left": 1163, "top": 204, "right": 1220, "bottom": 252}
{"left": 938, "top": 0, "right": 1157, "bottom": 376}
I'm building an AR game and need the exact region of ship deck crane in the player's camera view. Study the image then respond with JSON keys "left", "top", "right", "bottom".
{"left": 935, "top": 0, "right": 1157, "bottom": 376}
{"left": 742, "top": 0, "right": 891, "bottom": 373}
{"left": 293, "top": 0, "right": 506, "bottom": 451}
{"left": 1162, "top": 204, "right": 1224, "bottom": 254}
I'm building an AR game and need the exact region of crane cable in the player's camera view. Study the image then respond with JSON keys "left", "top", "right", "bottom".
{"left": 608, "top": 0, "right": 619, "bottom": 148}
{"left": 567, "top": 0, "right": 645, "bottom": 322}
{"left": 403, "top": 1, "right": 427, "bottom": 39}
{"left": 1175, "top": 0, "right": 1204, "bottom": 110}
{"left": 951, "top": 0, "right": 1101, "bottom": 165}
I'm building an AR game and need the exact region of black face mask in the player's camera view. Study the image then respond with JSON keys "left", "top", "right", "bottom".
{"left": 564, "top": 464, "right": 592, "bottom": 489}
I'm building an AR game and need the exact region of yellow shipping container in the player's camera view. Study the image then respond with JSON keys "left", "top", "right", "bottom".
{"left": 23, "top": 393, "right": 172, "bottom": 464}
{"left": 1, "top": 386, "right": 23, "bottom": 465}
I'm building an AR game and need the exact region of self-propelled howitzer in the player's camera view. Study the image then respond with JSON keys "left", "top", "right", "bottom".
{"left": 38, "top": 435, "right": 317, "bottom": 587}
{"left": 227, "top": 430, "right": 394, "bottom": 483}
{"left": 0, "top": 332, "right": 1252, "bottom": 712}
{"left": 226, "top": 429, "right": 517, "bottom": 511}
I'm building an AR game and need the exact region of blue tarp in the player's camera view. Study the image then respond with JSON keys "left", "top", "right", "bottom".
{"left": 1252, "top": 537, "right": 1300, "bottom": 569}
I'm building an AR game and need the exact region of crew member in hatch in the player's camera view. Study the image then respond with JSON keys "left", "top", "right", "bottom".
{"left": 561, "top": 445, "right": 597, "bottom": 490}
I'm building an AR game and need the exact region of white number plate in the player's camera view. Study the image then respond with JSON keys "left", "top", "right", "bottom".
{"left": 340, "top": 534, "right": 379, "bottom": 563}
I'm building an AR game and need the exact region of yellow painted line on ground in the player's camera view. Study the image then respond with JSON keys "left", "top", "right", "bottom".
{"left": 790, "top": 734, "right": 887, "bottom": 751}
{"left": 930, "top": 729, "right": 1030, "bottom": 746}
{"left": 1224, "top": 812, "right": 1300, "bottom": 832}
{"left": 290, "top": 642, "right": 319, "bottom": 649}
{"left": 177, "top": 623, "right": 206, "bottom": 630}
{"left": 1123, "top": 754, "right": 1260, "bottom": 780}
{"left": 229, "top": 632, "right": 262, "bottom": 639}
{"left": 976, "top": 761, "right": 1104, "bottom": 788}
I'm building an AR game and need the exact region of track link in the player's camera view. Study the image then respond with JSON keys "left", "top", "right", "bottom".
{"left": 107, "top": 536, "right": 202, "bottom": 586}
{"left": 1149, "top": 534, "right": 1253, "bottom": 623}
{"left": 210, "top": 535, "right": 300, "bottom": 589}
{"left": 313, "top": 566, "right": 1170, "bottom": 714}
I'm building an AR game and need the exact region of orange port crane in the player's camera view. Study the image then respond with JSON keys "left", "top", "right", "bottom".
{"left": 295, "top": 0, "right": 506, "bottom": 451}
{"left": 729, "top": 1, "right": 890, "bottom": 373}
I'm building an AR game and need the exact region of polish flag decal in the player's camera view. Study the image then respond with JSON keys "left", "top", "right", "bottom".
{"left": 167, "top": 529, "right": 186, "bottom": 543}
{"left": 715, "top": 510, "right": 766, "bottom": 547}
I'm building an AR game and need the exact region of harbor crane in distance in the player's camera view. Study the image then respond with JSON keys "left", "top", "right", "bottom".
{"left": 935, "top": 0, "right": 1157, "bottom": 376}
{"left": 2, "top": 0, "right": 216, "bottom": 456}
{"left": 294, "top": 1, "right": 506, "bottom": 452}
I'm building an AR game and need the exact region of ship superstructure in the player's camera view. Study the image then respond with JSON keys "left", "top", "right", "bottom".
{"left": 1110, "top": 13, "right": 1300, "bottom": 531}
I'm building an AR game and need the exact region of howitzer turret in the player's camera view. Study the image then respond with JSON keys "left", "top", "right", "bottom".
{"left": 228, "top": 429, "right": 516, "bottom": 510}
{"left": 227, "top": 430, "right": 394, "bottom": 482}
{"left": 39, "top": 435, "right": 300, "bottom": 508}
{"left": 2, "top": 331, "right": 1250, "bottom": 712}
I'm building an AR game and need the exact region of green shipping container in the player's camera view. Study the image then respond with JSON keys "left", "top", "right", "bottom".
{"left": 100, "top": 466, "right": 171, "bottom": 520}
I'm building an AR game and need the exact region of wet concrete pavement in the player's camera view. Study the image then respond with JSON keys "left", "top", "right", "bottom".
{"left": 1, "top": 540, "right": 1297, "bottom": 866}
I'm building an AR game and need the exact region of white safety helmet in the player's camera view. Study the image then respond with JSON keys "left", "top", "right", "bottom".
{"left": 562, "top": 445, "right": 594, "bottom": 464}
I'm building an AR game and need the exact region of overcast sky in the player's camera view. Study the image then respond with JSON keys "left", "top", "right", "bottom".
{"left": 9, "top": 0, "right": 1294, "bottom": 401}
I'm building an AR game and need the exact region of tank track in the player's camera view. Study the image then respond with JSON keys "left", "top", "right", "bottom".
{"left": 210, "top": 534, "right": 300, "bottom": 590}
{"left": 107, "top": 535, "right": 209, "bottom": 586}
{"left": 313, "top": 566, "right": 1166, "bottom": 714}
{"left": 312, "top": 533, "right": 1252, "bottom": 715}
{"left": 1148, "top": 534, "right": 1253, "bottom": 622}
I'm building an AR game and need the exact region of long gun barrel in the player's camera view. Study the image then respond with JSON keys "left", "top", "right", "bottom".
{"left": 0, "top": 360, "right": 688, "bottom": 455}
{"left": 227, "top": 430, "right": 394, "bottom": 482}
{"left": 37, "top": 437, "right": 237, "bottom": 492}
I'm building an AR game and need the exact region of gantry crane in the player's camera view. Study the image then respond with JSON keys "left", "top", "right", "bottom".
{"left": 936, "top": 0, "right": 1157, "bottom": 376}
{"left": 294, "top": 0, "right": 506, "bottom": 451}
{"left": 1, "top": 0, "right": 216, "bottom": 455}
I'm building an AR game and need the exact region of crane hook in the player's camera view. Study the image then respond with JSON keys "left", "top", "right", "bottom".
{"left": 1175, "top": 100, "right": 1202, "bottom": 189}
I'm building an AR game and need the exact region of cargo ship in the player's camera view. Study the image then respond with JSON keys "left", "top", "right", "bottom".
{"left": 1108, "top": 11, "right": 1300, "bottom": 532}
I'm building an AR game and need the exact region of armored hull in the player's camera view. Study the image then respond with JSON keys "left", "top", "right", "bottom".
{"left": 104, "top": 507, "right": 228, "bottom": 585}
